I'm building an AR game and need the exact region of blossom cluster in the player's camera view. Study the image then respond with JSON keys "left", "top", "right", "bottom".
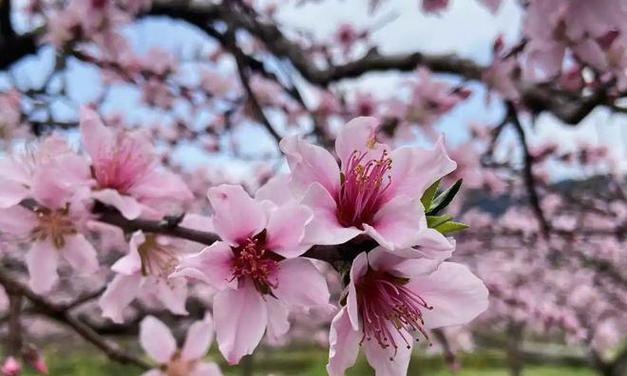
{"left": 0, "top": 109, "right": 487, "bottom": 375}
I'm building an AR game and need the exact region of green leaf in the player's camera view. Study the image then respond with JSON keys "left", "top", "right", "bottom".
{"left": 427, "top": 179, "right": 463, "bottom": 215}
{"left": 421, "top": 179, "right": 440, "bottom": 209}
{"left": 433, "top": 221, "right": 470, "bottom": 234}
{"left": 426, "top": 214, "right": 453, "bottom": 229}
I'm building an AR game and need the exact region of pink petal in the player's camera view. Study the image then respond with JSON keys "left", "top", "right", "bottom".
{"left": 153, "top": 277, "right": 188, "bottom": 316}
{"left": 190, "top": 362, "right": 222, "bottom": 376}
{"left": 301, "top": 183, "right": 362, "bottom": 245}
{"left": 180, "top": 214, "right": 214, "bottom": 233}
{"left": 130, "top": 169, "right": 193, "bottom": 202}
{"left": 99, "top": 274, "right": 141, "bottom": 324}
{"left": 79, "top": 107, "right": 114, "bottom": 160}
{"left": 272, "top": 258, "right": 330, "bottom": 308}
{"left": 409, "top": 262, "right": 489, "bottom": 330}
{"left": 111, "top": 231, "right": 144, "bottom": 275}
{"left": 347, "top": 251, "right": 369, "bottom": 330}
{"left": 387, "top": 137, "right": 456, "bottom": 201}
{"left": 60, "top": 234, "right": 99, "bottom": 273}
{"left": 265, "top": 298, "right": 290, "bottom": 341}
{"left": 572, "top": 39, "right": 607, "bottom": 70}
{"left": 368, "top": 247, "right": 440, "bottom": 278}
{"left": 92, "top": 189, "right": 142, "bottom": 220}
{"left": 26, "top": 240, "right": 59, "bottom": 294}
{"left": 255, "top": 173, "right": 294, "bottom": 205}
{"left": 265, "top": 204, "right": 313, "bottom": 258}
{"left": 409, "top": 227, "right": 455, "bottom": 260}
{"left": 139, "top": 316, "right": 177, "bottom": 364}
{"left": 363, "top": 196, "right": 423, "bottom": 251}
{"left": 181, "top": 313, "right": 214, "bottom": 361}
{"left": 279, "top": 135, "right": 340, "bottom": 196}
{"left": 335, "top": 117, "right": 387, "bottom": 167}
{"left": 0, "top": 158, "right": 30, "bottom": 186}
{"left": 0, "top": 177, "right": 28, "bottom": 209}
{"left": 326, "top": 308, "right": 361, "bottom": 376}
{"left": 362, "top": 331, "right": 412, "bottom": 376}
{"left": 0, "top": 205, "right": 36, "bottom": 236}
{"left": 207, "top": 185, "right": 266, "bottom": 245}
{"left": 173, "top": 242, "right": 234, "bottom": 289}
{"left": 213, "top": 282, "right": 268, "bottom": 364}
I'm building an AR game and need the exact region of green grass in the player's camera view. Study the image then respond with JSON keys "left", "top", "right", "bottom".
{"left": 17, "top": 346, "right": 597, "bottom": 376}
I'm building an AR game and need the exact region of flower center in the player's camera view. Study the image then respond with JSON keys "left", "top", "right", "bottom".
{"left": 32, "top": 206, "right": 76, "bottom": 249}
{"left": 230, "top": 231, "right": 281, "bottom": 295}
{"left": 356, "top": 268, "right": 432, "bottom": 356}
{"left": 166, "top": 353, "right": 194, "bottom": 376}
{"left": 92, "top": 134, "right": 153, "bottom": 193}
{"left": 137, "top": 235, "right": 179, "bottom": 279}
{"left": 336, "top": 150, "right": 392, "bottom": 228}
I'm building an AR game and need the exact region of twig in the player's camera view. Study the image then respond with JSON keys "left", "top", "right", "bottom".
{"left": 6, "top": 293, "right": 23, "bottom": 357}
{"left": 505, "top": 101, "right": 550, "bottom": 236}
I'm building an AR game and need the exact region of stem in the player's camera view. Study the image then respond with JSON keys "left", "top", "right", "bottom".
{"left": 7, "top": 293, "right": 23, "bottom": 357}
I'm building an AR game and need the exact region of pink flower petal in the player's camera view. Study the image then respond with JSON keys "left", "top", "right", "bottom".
{"left": 181, "top": 313, "right": 214, "bottom": 361}
{"left": 301, "top": 183, "right": 362, "bottom": 245}
{"left": 362, "top": 330, "right": 413, "bottom": 376}
{"left": 92, "top": 189, "right": 142, "bottom": 220}
{"left": 388, "top": 137, "right": 456, "bottom": 201}
{"left": 26, "top": 240, "right": 59, "bottom": 294}
{"left": 266, "top": 298, "right": 290, "bottom": 341}
{"left": 80, "top": 107, "right": 114, "bottom": 160}
{"left": 347, "top": 251, "right": 369, "bottom": 330}
{"left": 180, "top": 214, "right": 213, "bottom": 233}
{"left": 139, "top": 316, "right": 177, "bottom": 364}
{"left": 0, "top": 177, "right": 28, "bottom": 209}
{"left": 279, "top": 135, "right": 340, "bottom": 197}
{"left": 335, "top": 117, "right": 386, "bottom": 167}
{"left": 60, "top": 234, "right": 99, "bottom": 273}
{"left": 0, "top": 205, "right": 36, "bottom": 236}
{"left": 255, "top": 173, "right": 294, "bottom": 205}
{"left": 409, "top": 262, "right": 489, "bottom": 330}
{"left": 326, "top": 307, "right": 361, "bottom": 376}
{"left": 272, "top": 258, "right": 330, "bottom": 308}
{"left": 207, "top": 185, "right": 266, "bottom": 245}
{"left": 368, "top": 247, "right": 440, "bottom": 278}
{"left": 153, "top": 277, "right": 188, "bottom": 316}
{"left": 265, "top": 204, "right": 312, "bottom": 258}
{"left": 363, "top": 196, "right": 423, "bottom": 251}
{"left": 213, "top": 282, "right": 268, "bottom": 364}
{"left": 173, "top": 242, "right": 234, "bottom": 289}
{"left": 130, "top": 169, "right": 193, "bottom": 202}
{"left": 99, "top": 274, "right": 142, "bottom": 324}
{"left": 111, "top": 231, "right": 144, "bottom": 275}
{"left": 409, "top": 227, "right": 455, "bottom": 260}
{"left": 0, "top": 158, "right": 29, "bottom": 186}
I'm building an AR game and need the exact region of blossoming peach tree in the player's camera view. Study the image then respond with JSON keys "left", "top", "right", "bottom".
{"left": 0, "top": 1, "right": 626, "bottom": 376}
{"left": 1, "top": 108, "right": 488, "bottom": 375}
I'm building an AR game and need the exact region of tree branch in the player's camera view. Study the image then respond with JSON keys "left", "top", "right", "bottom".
{"left": 506, "top": 101, "right": 550, "bottom": 236}
{"left": 0, "top": 266, "right": 151, "bottom": 370}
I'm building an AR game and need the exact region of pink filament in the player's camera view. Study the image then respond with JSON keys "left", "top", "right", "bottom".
{"left": 356, "top": 269, "right": 433, "bottom": 357}
{"left": 92, "top": 134, "right": 153, "bottom": 193}
{"left": 336, "top": 150, "right": 392, "bottom": 228}
{"left": 230, "top": 232, "right": 280, "bottom": 294}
